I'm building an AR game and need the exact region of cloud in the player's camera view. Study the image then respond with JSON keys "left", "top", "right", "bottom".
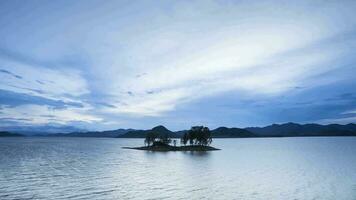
{"left": 68, "top": 0, "right": 354, "bottom": 117}
{"left": 0, "top": 89, "right": 83, "bottom": 108}
{"left": 341, "top": 109, "right": 356, "bottom": 115}
{"left": 0, "top": 0, "right": 356, "bottom": 129}
{"left": 316, "top": 116, "right": 356, "bottom": 125}
{"left": 0, "top": 69, "right": 22, "bottom": 79}
{"left": 0, "top": 57, "right": 89, "bottom": 103}
{"left": 102, "top": 27, "right": 355, "bottom": 116}
{"left": 0, "top": 104, "right": 102, "bottom": 125}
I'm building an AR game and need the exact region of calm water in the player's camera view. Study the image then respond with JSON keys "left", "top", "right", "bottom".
{"left": 0, "top": 137, "right": 355, "bottom": 200}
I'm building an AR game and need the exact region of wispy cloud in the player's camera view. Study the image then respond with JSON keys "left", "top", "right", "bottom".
{"left": 317, "top": 116, "right": 356, "bottom": 125}
{"left": 0, "top": 0, "right": 355, "bottom": 129}
{"left": 342, "top": 110, "right": 356, "bottom": 115}
{"left": 0, "top": 58, "right": 89, "bottom": 100}
{"left": 0, "top": 89, "right": 83, "bottom": 108}
{"left": 0, "top": 55, "right": 95, "bottom": 126}
{"left": 0, "top": 69, "right": 22, "bottom": 79}
{"left": 102, "top": 22, "right": 355, "bottom": 116}
{"left": 0, "top": 104, "right": 102, "bottom": 125}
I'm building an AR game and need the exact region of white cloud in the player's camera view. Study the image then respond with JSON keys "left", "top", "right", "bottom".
{"left": 0, "top": 58, "right": 89, "bottom": 103}
{"left": 100, "top": 22, "right": 352, "bottom": 116}
{"left": 341, "top": 110, "right": 356, "bottom": 115}
{"left": 0, "top": 104, "right": 102, "bottom": 125}
{"left": 317, "top": 116, "right": 356, "bottom": 125}
{"left": 1, "top": 0, "right": 356, "bottom": 122}
{"left": 0, "top": 58, "right": 101, "bottom": 126}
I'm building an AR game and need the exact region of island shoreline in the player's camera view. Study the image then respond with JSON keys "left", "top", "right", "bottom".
{"left": 122, "top": 145, "right": 220, "bottom": 151}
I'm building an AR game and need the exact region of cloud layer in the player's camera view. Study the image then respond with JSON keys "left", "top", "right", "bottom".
{"left": 0, "top": 0, "right": 355, "bottom": 130}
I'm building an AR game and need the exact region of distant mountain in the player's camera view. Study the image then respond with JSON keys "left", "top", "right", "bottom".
{"left": 0, "top": 125, "right": 85, "bottom": 135}
{"left": 211, "top": 127, "right": 256, "bottom": 138}
{"left": 4, "top": 123, "right": 355, "bottom": 138}
{"left": 174, "top": 130, "right": 188, "bottom": 138}
{"left": 117, "top": 125, "right": 179, "bottom": 138}
{"left": 0, "top": 131, "right": 24, "bottom": 137}
{"left": 54, "top": 129, "right": 134, "bottom": 138}
{"left": 48, "top": 123, "right": 356, "bottom": 138}
{"left": 118, "top": 126, "right": 257, "bottom": 138}
{"left": 245, "top": 122, "right": 356, "bottom": 137}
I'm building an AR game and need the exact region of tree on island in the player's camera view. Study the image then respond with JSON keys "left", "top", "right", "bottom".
{"left": 144, "top": 131, "right": 157, "bottom": 146}
{"left": 158, "top": 133, "right": 171, "bottom": 145}
{"left": 181, "top": 126, "right": 212, "bottom": 146}
{"left": 144, "top": 131, "right": 171, "bottom": 146}
{"left": 181, "top": 132, "right": 189, "bottom": 146}
{"left": 127, "top": 126, "right": 219, "bottom": 151}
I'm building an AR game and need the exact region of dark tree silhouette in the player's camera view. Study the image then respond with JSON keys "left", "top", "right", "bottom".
{"left": 144, "top": 131, "right": 158, "bottom": 146}
{"left": 181, "top": 133, "right": 188, "bottom": 146}
{"left": 188, "top": 130, "right": 195, "bottom": 145}
{"left": 145, "top": 131, "right": 171, "bottom": 146}
{"left": 158, "top": 133, "right": 171, "bottom": 145}
{"left": 182, "top": 126, "right": 212, "bottom": 146}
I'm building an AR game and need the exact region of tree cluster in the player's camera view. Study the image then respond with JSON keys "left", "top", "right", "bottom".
{"left": 144, "top": 126, "right": 213, "bottom": 147}
{"left": 144, "top": 131, "right": 171, "bottom": 146}
{"left": 181, "top": 126, "right": 212, "bottom": 146}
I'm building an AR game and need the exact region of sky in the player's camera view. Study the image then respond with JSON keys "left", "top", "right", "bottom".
{"left": 0, "top": 0, "right": 355, "bottom": 131}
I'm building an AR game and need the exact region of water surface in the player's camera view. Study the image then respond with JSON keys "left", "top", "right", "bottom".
{"left": 0, "top": 137, "right": 355, "bottom": 200}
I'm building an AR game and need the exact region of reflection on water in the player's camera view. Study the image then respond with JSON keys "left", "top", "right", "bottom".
{"left": 0, "top": 137, "right": 355, "bottom": 200}
{"left": 181, "top": 150, "right": 211, "bottom": 156}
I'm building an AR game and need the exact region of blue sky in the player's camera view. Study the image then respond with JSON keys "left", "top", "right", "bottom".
{"left": 0, "top": 0, "right": 355, "bottom": 131}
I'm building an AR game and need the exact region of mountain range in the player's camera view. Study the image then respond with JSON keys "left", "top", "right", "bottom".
{"left": 117, "top": 125, "right": 177, "bottom": 138}
{"left": 1, "top": 123, "right": 356, "bottom": 138}
{"left": 53, "top": 129, "right": 134, "bottom": 138}
{"left": 0, "top": 125, "right": 85, "bottom": 135}
{"left": 0, "top": 131, "right": 23, "bottom": 137}
{"left": 245, "top": 122, "right": 356, "bottom": 137}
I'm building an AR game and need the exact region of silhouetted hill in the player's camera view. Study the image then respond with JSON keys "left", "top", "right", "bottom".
{"left": 0, "top": 125, "right": 85, "bottom": 135}
{"left": 211, "top": 127, "right": 256, "bottom": 138}
{"left": 118, "top": 126, "right": 257, "bottom": 138}
{"left": 0, "top": 131, "right": 24, "bottom": 137}
{"left": 54, "top": 129, "right": 134, "bottom": 137}
{"left": 245, "top": 123, "right": 356, "bottom": 137}
{"left": 117, "top": 125, "right": 178, "bottom": 138}
{"left": 174, "top": 130, "right": 188, "bottom": 138}
{"left": 11, "top": 123, "right": 356, "bottom": 138}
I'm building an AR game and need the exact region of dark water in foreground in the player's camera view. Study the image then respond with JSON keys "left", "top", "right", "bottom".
{"left": 0, "top": 137, "right": 355, "bottom": 200}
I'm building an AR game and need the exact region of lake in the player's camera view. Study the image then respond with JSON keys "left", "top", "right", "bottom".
{"left": 0, "top": 137, "right": 355, "bottom": 200}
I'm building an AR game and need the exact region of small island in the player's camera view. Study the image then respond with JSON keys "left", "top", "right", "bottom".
{"left": 123, "top": 126, "right": 220, "bottom": 151}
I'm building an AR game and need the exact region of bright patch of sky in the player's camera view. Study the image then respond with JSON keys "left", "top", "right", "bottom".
{"left": 0, "top": 0, "right": 355, "bottom": 130}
